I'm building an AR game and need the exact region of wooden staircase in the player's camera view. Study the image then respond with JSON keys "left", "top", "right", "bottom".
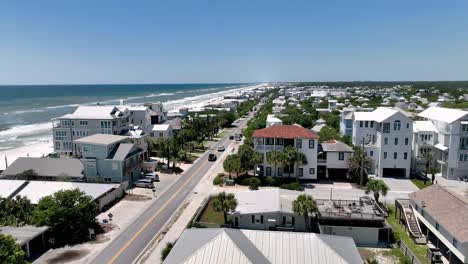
{"left": 396, "top": 199, "right": 427, "bottom": 244}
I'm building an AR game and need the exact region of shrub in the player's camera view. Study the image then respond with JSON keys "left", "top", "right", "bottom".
{"left": 249, "top": 177, "right": 261, "bottom": 190}
{"left": 161, "top": 242, "right": 174, "bottom": 261}
{"left": 280, "top": 182, "right": 304, "bottom": 191}
{"left": 213, "top": 175, "right": 224, "bottom": 186}
{"left": 265, "top": 176, "right": 275, "bottom": 186}
{"left": 235, "top": 175, "right": 252, "bottom": 186}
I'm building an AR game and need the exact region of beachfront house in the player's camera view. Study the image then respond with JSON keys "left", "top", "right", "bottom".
{"left": 416, "top": 107, "right": 468, "bottom": 180}
{"left": 253, "top": 124, "right": 319, "bottom": 180}
{"left": 352, "top": 107, "right": 413, "bottom": 177}
{"left": 75, "top": 134, "right": 144, "bottom": 183}
{"left": 150, "top": 124, "right": 173, "bottom": 139}
{"left": 52, "top": 106, "right": 131, "bottom": 156}
{"left": 0, "top": 157, "right": 84, "bottom": 181}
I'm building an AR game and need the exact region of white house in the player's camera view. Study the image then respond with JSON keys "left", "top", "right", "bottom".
{"left": 266, "top": 114, "right": 283, "bottom": 127}
{"left": 150, "top": 124, "right": 173, "bottom": 139}
{"left": 318, "top": 140, "right": 354, "bottom": 180}
{"left": 253, "top": 125, "right": 319, "bottom": 180}
{"left": 411, "top": 120, "right": 438, "bottom": 174}
{"left": 417, "top": 107, "right": 468, "bottom": 180}
{"left": 352, "top": 107, "right": 413, "bottom": 177}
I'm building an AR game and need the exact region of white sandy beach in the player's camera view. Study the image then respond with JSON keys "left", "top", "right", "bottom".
{"left": 0, "top": 84, "right": 260, "bottom": 170}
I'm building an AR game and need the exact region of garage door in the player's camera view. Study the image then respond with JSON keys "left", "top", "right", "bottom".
{"left": 327, "top": 169, "right": 348, "bottom": 180}
{"left": 382, "top": 168, "right": 406, "bottom": 177}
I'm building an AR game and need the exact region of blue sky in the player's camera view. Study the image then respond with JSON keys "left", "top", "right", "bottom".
{"left": 1, "top": 0, "right": 467, "bottom": 84}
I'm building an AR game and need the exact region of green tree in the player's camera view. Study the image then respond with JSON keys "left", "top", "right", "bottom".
{"left": 419, "top": 150, "right": 433, "bottom": 185}
{"left": 0, "top": 196, "right": 34, "bottom": 226}
{"left": 281, "top": 146, "right": 299, "bottom": 179}
{"left": 266, "top": 150, "right": 282, "bottom": 177}
{"left": 249, "top": 177, "right": 261, "bottom": 190}
{"left": 251, "top": 151, "right": 263, "bottom": 177}
{"left": 364, "top": 179, "right": 390, "bottom": 204}
{"left": 318, "top": 126, "right": 341, "bottom": 142}
{"left": 212, "top": 192, "right": 237, "bottom": 225}
{"left": 238, "top": 144, "right": 256, "bottom": 175}
{"left": 161, "top": 241, "right": 174, "bottom": 262}
{"left": 0, "top": 234, "right": 28, "bottom": 264}
{"left": 292, "top": 194, "right": 318, "bottom": 232}
{"left": 33, "top": 189, "right": 99, "bottom": 247}
{"left": 348, "top": 147, "right": 374, "bottom": 185}
{"left": 295, "top": 152, "right": 308, "bottom": 182}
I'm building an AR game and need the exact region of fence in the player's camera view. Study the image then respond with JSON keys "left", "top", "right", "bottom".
{"left": 400, "top": 240, "right": 423, "bottom": 264}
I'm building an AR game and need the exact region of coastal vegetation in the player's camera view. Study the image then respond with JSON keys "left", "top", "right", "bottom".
{"left": 0, "top": 234, "right": 28, "bottom": 264}
{"left": 212, "top": 192, "right": 237, "bottom": 225}
{"left": 292, "top": 194, "right": 318, "bottom": 232}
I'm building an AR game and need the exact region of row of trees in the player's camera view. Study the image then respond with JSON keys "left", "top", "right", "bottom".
{"left": 265, "top": 147, "right": 307, "bottom": 181}
{"left": 0, "top": 189, "right": 99, "bottom": 248}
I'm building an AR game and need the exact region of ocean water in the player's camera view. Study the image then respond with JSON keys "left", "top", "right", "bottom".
{"left": 0, "top": 83, "right": 252, "bottom": 150}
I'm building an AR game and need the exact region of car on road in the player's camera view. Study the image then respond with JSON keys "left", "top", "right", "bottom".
{"left": 208, "top": 153, "right": 217, "bottom": 161}
{"left": 217, "top": 145, "right": 225, "bottom": 151}
{"left": 229, "top": 135, "right": 235, "bottom": 140}
{"left": 134, "top": 179, "right": 154, "bottom": 188}
{"left": 144, "top": 172, "right": 159, "bottom": 182}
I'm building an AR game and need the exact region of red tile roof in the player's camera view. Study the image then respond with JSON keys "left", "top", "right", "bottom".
{"left": 252, "top": 125, "right": 320, "bottom": 139}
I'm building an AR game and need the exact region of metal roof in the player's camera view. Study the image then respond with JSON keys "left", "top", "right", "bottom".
{"left": 413, "top": 121, "right": 438, "bottom": 133}
{"left": 418, "top": 106, "right": 468, "bottom": 124}
{"left": 0, "top": 157, "right": 83, "bottom": 178}
{"left": 108, "top": 143, "right": 140, "bottom": 161}
{"left": 75, "top": 134, "right": 128, "bottom": 146}
{"left": 321, "top": 140, "right": 354, "bottom": 152}
{"left": 163, "top": 228, "right": 362, "bottom": 264}
{"left": 0, "top": 226, "right": 50, "bottom": 246}
{"left": 234, "top": 189, "right": 302, "bottom": 215}
{"left": 61, "top": 106, "right": 126, "bottom": 119}
{"left": 0, "top": 180, "right": 27, "bottom": 198}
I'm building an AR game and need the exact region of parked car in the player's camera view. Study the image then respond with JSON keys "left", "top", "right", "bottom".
{"left": 218, "top": 145, "right": 225, "bottom": 152}
{"left": 144, "top": 172, "right": 159, "bottom": 182}
{"left": 229, "top": 135, "right": 235, "bottom": 140}
{"left": 208, "top": 154, "right": 217, "bottom": 161}
{"left": 134, "top": 179, "right": 154, "bottom": 188}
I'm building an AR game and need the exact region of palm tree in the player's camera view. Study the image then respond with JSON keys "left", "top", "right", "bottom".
{"left": 252, "top": 151, "right": 263, "bottom": 177}
{"left": 212, "top": 192, "right": 238, "bottom": 225}
{"left": 419, "top": 150, "right": 433, "bottom": 185}
{"left": 223, "top": 155, "right": 235, "bottom": 179}
{"left": 266, "top": 150, "right": 282, "bottom": 177}
{"left": 364, "top": 179, "right": 390, "bottom": 204}
{"left": 282, "top": 146, "right": 299, "bottom": 179}
{"left": 292, "top": 194, "right": 318, "bottom": 232}
{"left": 348, "top": 147, "right": 374, "bottom": 185}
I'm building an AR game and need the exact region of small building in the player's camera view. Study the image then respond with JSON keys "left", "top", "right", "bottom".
{"left": 409, "top": 185, "right": 468, "bottom": 264}
{"left": 0, "top": 226, "right": 50, "bottom": 259}
{"left": 266, "top": 114, "right": 283, "bottom": 127}
{"left": 163, "top": 228, "right": 363, "bottom": 264}
{"left": 0, "top": 157, "right": 84, "bottom": 181}
{"left": 317, "top": 140, "right": 354, "bottom": 180}
{"left": 150, "top": 124, "right": 173, "bottom": 139}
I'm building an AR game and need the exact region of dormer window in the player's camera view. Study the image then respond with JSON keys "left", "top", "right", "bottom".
{"left": 394, "top": 120, "right": 401, "bottom": 131}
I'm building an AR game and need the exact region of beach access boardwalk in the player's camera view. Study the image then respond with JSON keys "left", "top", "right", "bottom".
{"left": 89, "top": 110, "right": 255, "bottom": 264}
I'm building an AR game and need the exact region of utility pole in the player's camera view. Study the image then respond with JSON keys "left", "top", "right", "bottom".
{"left": 360, "top": 137, "right": 365, "bottom": 186}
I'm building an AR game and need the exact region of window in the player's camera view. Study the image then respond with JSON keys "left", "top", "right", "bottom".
{"left": 339, "top": 152, "right": 344, "bottom": 160}
{"left": 260, "top": 215, "right": 264, "bottom": 224}
{"left": 278, "top": 167, "right": 283, "bottom": 176}
{"left": 291, "top": 216, "right": 295, "bottom": 226}
{"left": 404, "top": 152, "right": 408, "bottom": 160}
{"left": 370, "top": 121, "right": 374, "bottom": 128}
{"left": 384, "top": 152, "right": 387, "bottom": 159}
{"left": 360, "top": 121, "right": 363, "bottom": 127}
{"left": 460, "top": 138, "right": 468, "bottom": 150}
{"left": 296, "top": 139, "right": 302, "bottom": 148}
{"left": 309, "top": 140, "right": 315, "bottom": 149}
{"left": 462, "top": 123, "right": 468, "bottom": 132}
{"left": 282, "top": 216, "right": 286, "bottom": 225}
{"left": 309, "top": 168, "right": 315, "bottom": 174}
{"left": 406, "top": 123, "right": 409, "bottom": 129}
{"left": 405, "top": 138, "right": 409, "bottom": 145}
{"left": 55, "top": 141, "right": 60, "bottom": 149}
{"left": 383, "top": 123, "right": 390, "bottom": 133}
{"left": 384, "top": 138, "right": 388, "bottom": 145}
{"left": 365, "top": 121, "right": 369, "bottom": 128}
{"left": 298, "top": 168, "right": 303, "bottom": 177}
{"left": 251, "top": 215, "right": 255, "bottom": 224}
{"left": 266, "top": 167, "right": 271, "bottom": 176}
{"left": 394, "top": 138, "right": 398, "bottom": 145}
{"left": 159, "top": 132, "right": 164, "bottom": 137}
{"left": 266, "top": 138, "right": 274, "bottom": 145}
{"left": 104, "top": 177, "right": 112, "bottom": 182}
{"left": 79, "top": 120, "right": 88, "bottom": 126}
{"left": 370, "top": 151, "right": 374, "bottom": 157}
{"left": 394, "top": 152, "right": 397, "bottom": 159}
{"left": 394, "top": 120, "right": 401, "bottom": 131}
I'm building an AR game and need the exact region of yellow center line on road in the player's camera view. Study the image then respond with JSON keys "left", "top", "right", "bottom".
{"left": 108, "top": 158, "right": 210, "bottom": 264}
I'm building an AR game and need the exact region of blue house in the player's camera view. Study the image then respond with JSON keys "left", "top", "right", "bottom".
{"left": 75, "top": 134, "right": 144, "bottom": 184}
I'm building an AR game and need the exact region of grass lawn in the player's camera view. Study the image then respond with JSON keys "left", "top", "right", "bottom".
{"left": 386, "top": 205, "right": 429, "bottom": 264}
{"left": 198, "top": 198, "right": 231, "bottom": 225}
{"left": 410, "top": 178, "right": 433, "bottom": 189}
{"left": 216, "top": 130, "right": 228, "bottom": 138}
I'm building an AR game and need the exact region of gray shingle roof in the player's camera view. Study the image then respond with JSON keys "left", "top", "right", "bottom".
{"left": 0, "top": 157, "right": 83, "bottom": 178}
{"left": 163, "top": 228, "right": 362, "bottom": 264}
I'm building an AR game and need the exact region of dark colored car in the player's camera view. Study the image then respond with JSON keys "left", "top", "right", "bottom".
{"left": 229, "top": 135, "right": 235, "bottom": 140}
{"left": 208, "top": 154, "right": 217, "bottom": 161}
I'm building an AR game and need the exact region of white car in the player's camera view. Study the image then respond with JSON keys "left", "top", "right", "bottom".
{"left": 218, "top": 145, "right": 225, "bottom": 151}
{"left": 134, "top": 179, "right": 154, "bottom": 188}
{"left": 144, "top": 172, "right": 159, "bottom": 182}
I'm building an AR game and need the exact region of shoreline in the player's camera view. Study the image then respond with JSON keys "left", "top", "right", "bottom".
{"left": 0, "top": 84, "right": 259, "bottom": 170}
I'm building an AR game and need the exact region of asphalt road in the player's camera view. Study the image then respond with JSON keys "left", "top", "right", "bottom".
{"left": 89, "top": 112, "right": 254, "bottom": 264}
